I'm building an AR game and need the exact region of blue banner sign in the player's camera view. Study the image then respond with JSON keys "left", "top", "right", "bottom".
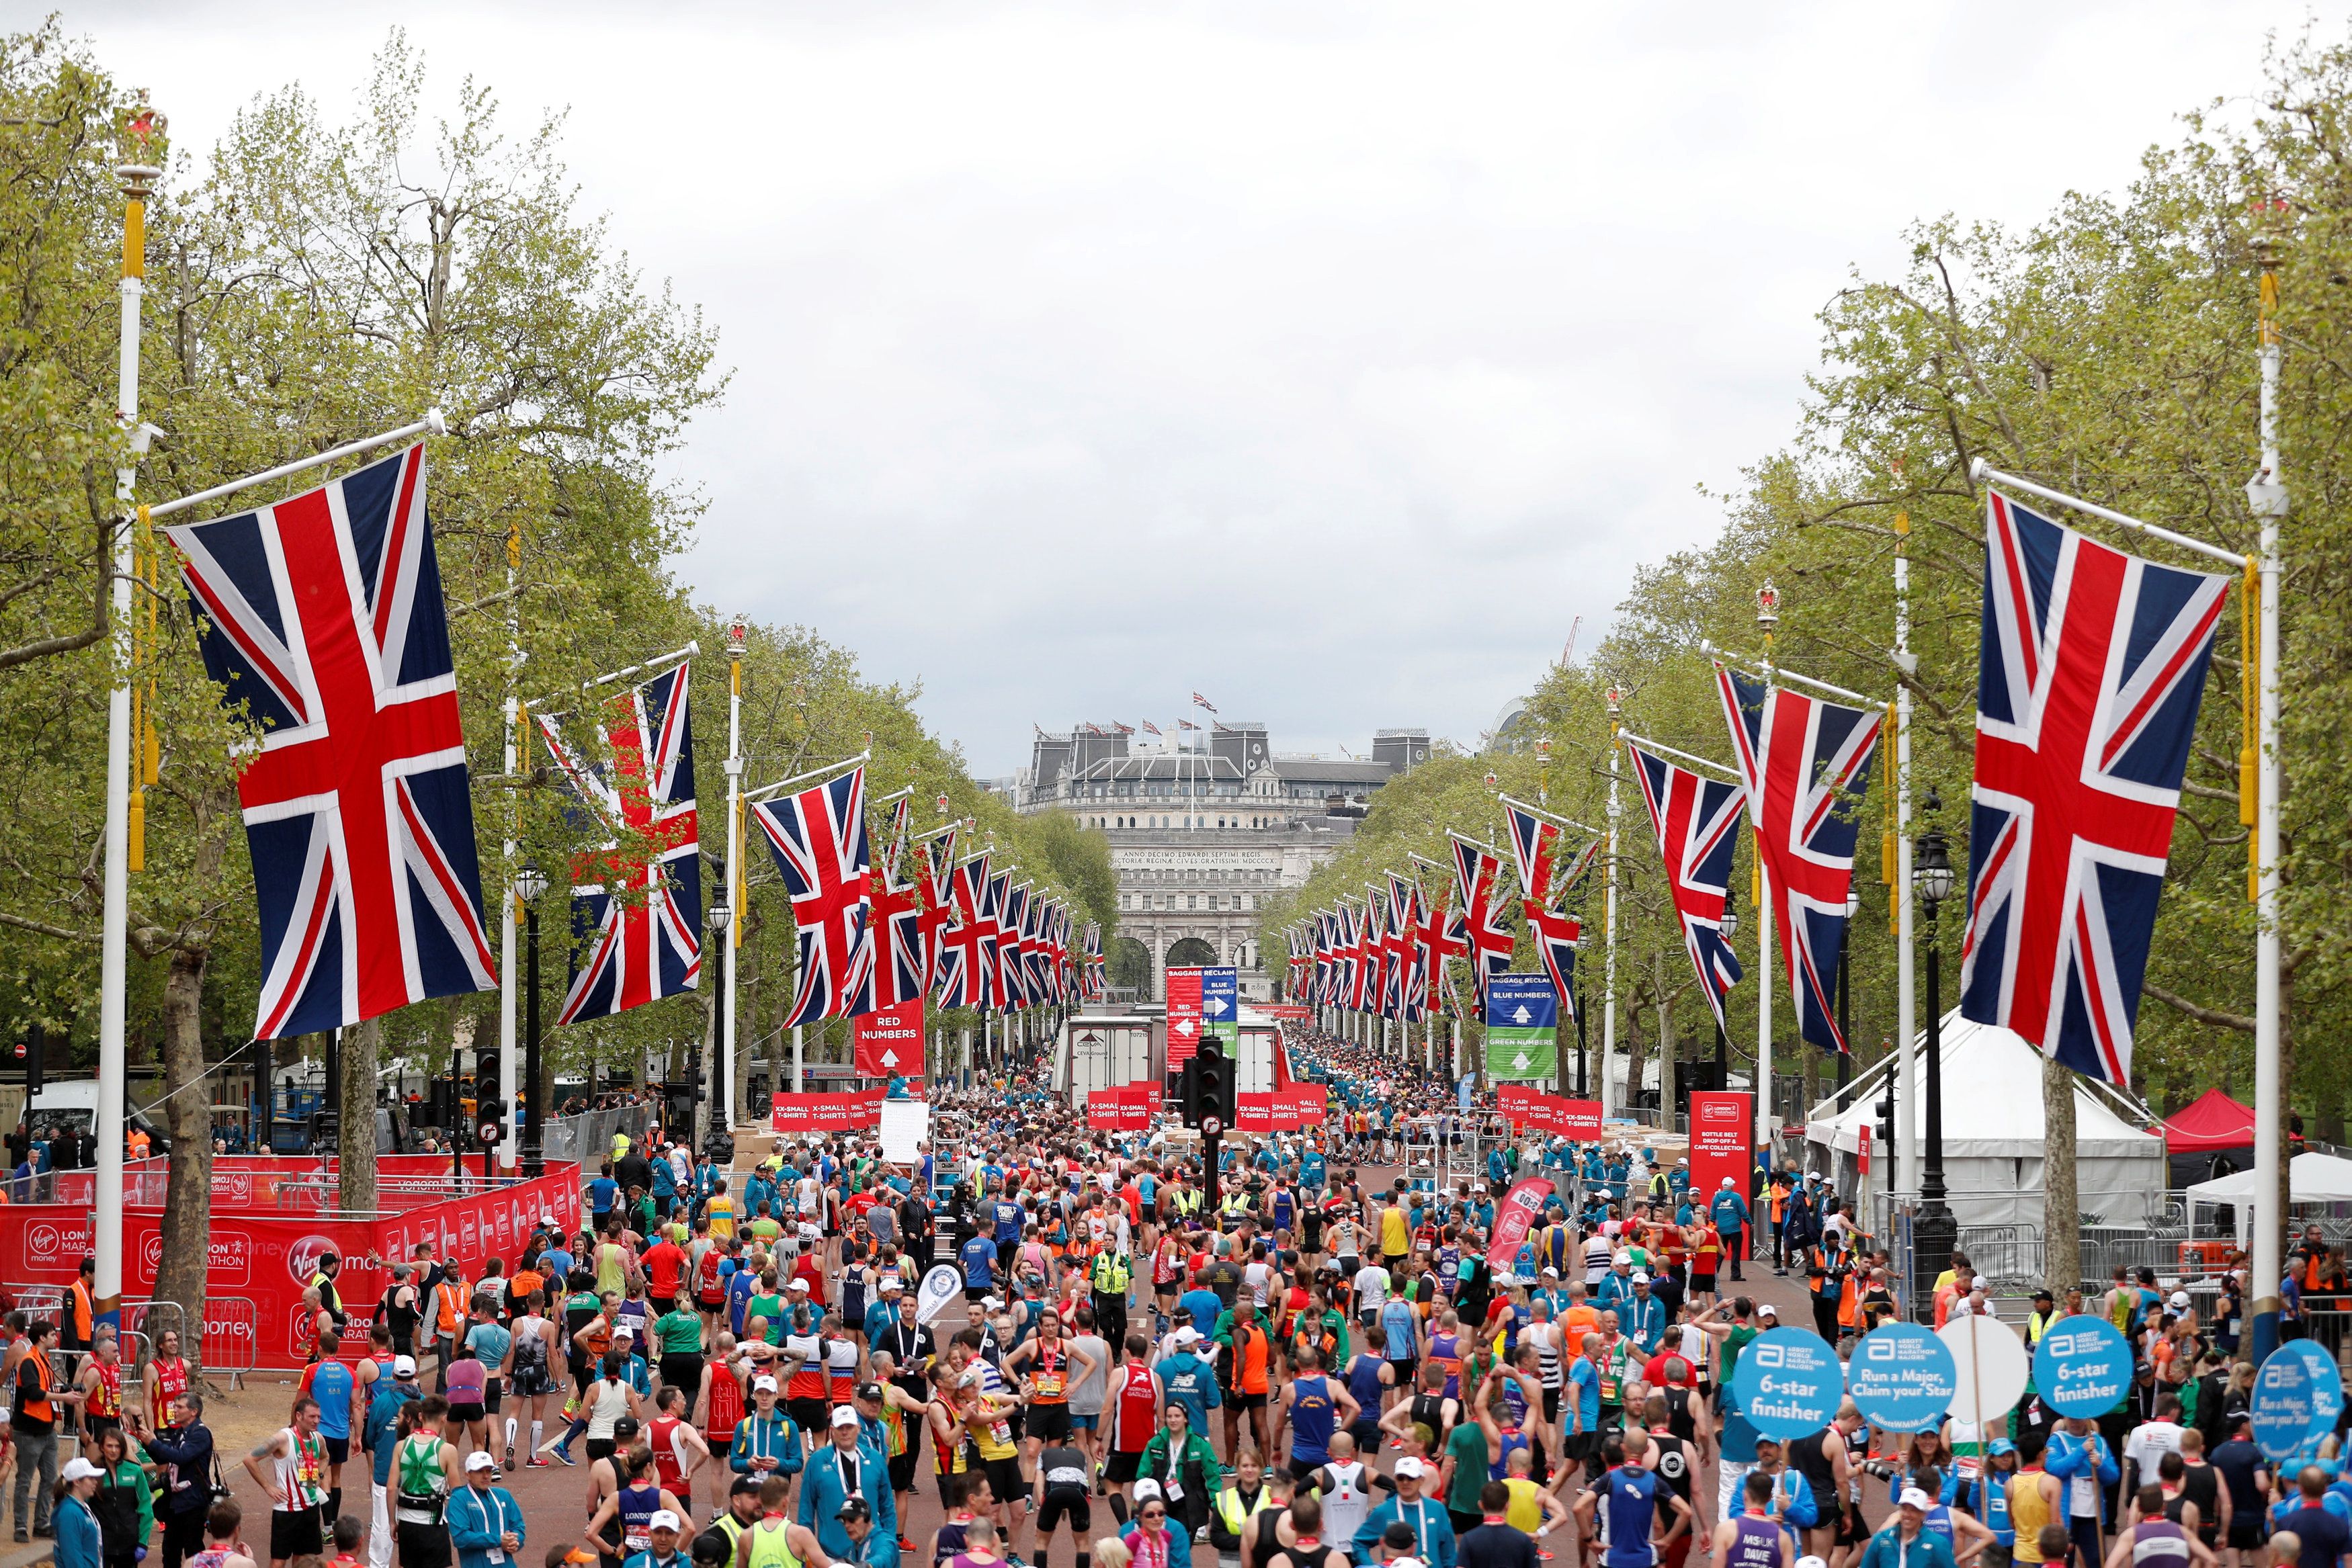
{"left": 2252, "top": 1340, "right": 2346, "bottom": 1464}
{"left": 2031, "top": 1315, "right": 2134, "bottom": 1419}
{"left": 1849, "top": 1322, "right": 1958, "bottom": 1433}
{"left": 1730, "top": 1326, "right": 1845, "bottom": 1440}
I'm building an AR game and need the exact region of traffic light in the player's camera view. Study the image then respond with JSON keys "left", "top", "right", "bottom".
{"left": 477, "top": 1098, "right": 508, "bottom": 1147}
{"left": 1178, "top": 1055, "right": 1201, "bottom": 1127}
{"left": 1876, "top": 1082, "right": 1896, "bottom": 1162}
{"left": 1194, "top": 1041, "right": 1234, "bottom": 1128}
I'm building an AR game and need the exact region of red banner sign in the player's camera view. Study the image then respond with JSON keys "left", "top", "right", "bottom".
{"left": 854, "top": 999, "right": 925, "bottom": 1078}
{"left": 1257, "top": 1004, "right": 1312, "bottom": 1022}
{"left": 1083, "top": 1084, "right": 1159, "bottom": 1130}
{"left": 1484, "top": 1175, "right": 1555, "bottom": 1272}
{"left": 1166, "top": 969, "right": 1203, "bottom": 1065}
{"left": 771, "top": 1090, "right": 887, "bottom": 1132}
{"left": 1273, "top": 1085, "right": 1327, "bottom": 1128}
{"left": 1688, "top": 1090, "right": 1755, "bottom": 1256}
{"left": 1494, "top": 1086, "right": 1601, "bottom": 1139}
{"left": 1235, "top": 1091, "right": 1275, "bottom": 1133}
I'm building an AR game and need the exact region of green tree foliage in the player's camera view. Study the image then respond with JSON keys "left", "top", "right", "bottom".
{"left": 1267, "top": 26, "right": 2352, "bottom": 1131}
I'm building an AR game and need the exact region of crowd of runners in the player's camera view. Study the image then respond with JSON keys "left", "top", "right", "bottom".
{"left": 5, "top": 1021, "right": 2344, "bottom": 1568}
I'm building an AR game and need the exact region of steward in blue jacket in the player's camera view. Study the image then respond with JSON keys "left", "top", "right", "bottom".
{"left": 446, "top": 1463, "right": 526, "bottom": 1568}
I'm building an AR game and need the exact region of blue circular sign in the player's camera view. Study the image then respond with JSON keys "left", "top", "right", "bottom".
{"left": 1848, "top": 1321, "right": 1958, "bottom": 1433}
{"left": 1730, "top": 1326, "right": 1846, "bottom": 1441}
{"left": 2252, "top": 1340, "right": 2346, "bottom": 1464}
{"left": 2031, "top": 1314, "right": 2134, "bottom": 1419}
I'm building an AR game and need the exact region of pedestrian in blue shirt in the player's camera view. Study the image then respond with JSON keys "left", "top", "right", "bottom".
{"left": 1709, "top": 1179, "right": 1751, "bottom": 1282}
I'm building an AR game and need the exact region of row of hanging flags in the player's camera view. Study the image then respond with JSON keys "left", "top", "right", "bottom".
{"left": 1282, "top": 489, "right": 2227, "bottom": 1091}
{"left": 162, "top": 441, "right": 2225, "bottom": 1088}
{"left": 165, "top": 443, "right": 1107, "bottom": 1043}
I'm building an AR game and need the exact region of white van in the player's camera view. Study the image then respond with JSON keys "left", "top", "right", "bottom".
{"left": 15, "top": 1079, "right": 173, "bottom": 1155}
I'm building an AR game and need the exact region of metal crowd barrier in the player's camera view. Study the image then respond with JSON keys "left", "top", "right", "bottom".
{"left": 541, "top": 1104, "right": 657, "bottom": 1166}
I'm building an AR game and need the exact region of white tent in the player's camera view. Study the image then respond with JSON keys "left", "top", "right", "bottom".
{"left": 2185, "top": 1151, "right": 2352, "bottom": 1205}
{"left": 1804, "top": 1010, "right": 2167, "bottom": 1229}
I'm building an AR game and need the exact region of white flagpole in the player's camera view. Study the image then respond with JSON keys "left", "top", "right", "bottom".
{"left": 725, "top": 622, "right": 746, "bottom": 1130}
{"left": 96, "top": 118, "right": 164, "bottom": 1328}
{"left": 1895, "top": 511, "right": 1919, "bottom": 1197}
{"left": 2250, "top": 233, "right": 2288, "bottom": 1358}
{"left": 498, "top": 523, "right": 520, "bottom": 1173}
{"left": 1757, "top": 588, "right": 1779, "bottom": 1166}
{"left": 1602, "top": 687, "right": 1623, "bottom": 1119}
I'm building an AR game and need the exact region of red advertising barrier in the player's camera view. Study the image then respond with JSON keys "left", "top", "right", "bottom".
{"left": 1484, "top": 1175, "right": 1555, "bottom": 1271}
{"left": 1688, "top": 1090, "right": 1755, "bottom": 1257}
{"left": 1258, "top": 1004, "right": 1312, "bottom": 1022}
{"left": 854, "top": 999, "right": 925, "bottom": 1079}
{"left": 0, "top": 1165, "right": 582, "bottom": 1370}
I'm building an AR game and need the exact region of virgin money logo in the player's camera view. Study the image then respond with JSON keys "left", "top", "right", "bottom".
{"left": 22, "top": 1217, "right": 91, "bottom": 1268}
{"left": 140, "top": 1233, "right": 164, "bottom": 1278}
{"left": 1699, "top": 1101, "right": 1739, "bottom": 1124}
{"left": 286, "top": 1234, "right": 338, "bottom": 1285}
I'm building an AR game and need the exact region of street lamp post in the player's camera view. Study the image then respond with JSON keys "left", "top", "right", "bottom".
{"left": 1911, "top": 803, "right": 1957, "bottom": 1319}
{"left": 706, "top": 902, "right": 734, "bottom": 1156}
{"left": 516, "top": 863, "right": 548, "bottom": 1178}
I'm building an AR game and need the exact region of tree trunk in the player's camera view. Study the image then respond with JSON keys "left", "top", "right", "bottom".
{"left": 339, "top": 1018, "right": 378, "bottom": 1211}
{"left": 153, "top": 941, "right": 213, "bottom": 1379}
{"left": 2044, "top": 1056, "right": 2079, "bottom": 1299}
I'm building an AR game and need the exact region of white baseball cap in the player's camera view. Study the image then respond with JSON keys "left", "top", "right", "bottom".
{"left": 1758, "top": 1303, "right": 1779, "bottom": 1319}
{"left": 61, "top": 1458, "right": 101, "bottom": 1483}
{"left": 1394, "top": 1456, "right": 1427, "bottom": 1479}
{"left": 2169, "top": 1291, "right": 2190, "bottom": 1309}
{"left": 788, "top": 1279, "right": 810, "bottom": 1293}
{"left": 1132, "top": 1479, "right": 1164, "bottom": 1504}
{"left": 752, "top": 1375, "right": 779, "bottom": 1393}
{"left": 465, "top": 1451, "right": 497, "bottom": 1472}
{"left": 830, "top": 1405, "right": 861, "bottom": 1428}
{"left": 1899, "top": 1489, "right": 1933, "bottom": 1512}
{"left": 650, "top": 1512, "right": 681, "bottom": 1532}
{"left": 1720, "top": 1177, "right": 1735, "bottom": 1189}
{"left": 392, "top": 1355, "right": 418, "bottom": 1377}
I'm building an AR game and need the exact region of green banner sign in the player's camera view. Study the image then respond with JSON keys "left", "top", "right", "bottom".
{"left": 1485, "top": 973, "right": 1559, "bottom": 1081}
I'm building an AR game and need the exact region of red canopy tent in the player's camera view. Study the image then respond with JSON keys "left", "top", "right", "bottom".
{"left": 2164, "top": 1088, "right": 2257, "bottom": 1151}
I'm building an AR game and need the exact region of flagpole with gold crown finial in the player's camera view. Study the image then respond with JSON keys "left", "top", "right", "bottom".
{"left": 1602, "top": 687, "right": 1622, "bottom": 1120}
{"left": 1755, "top": 582, "right": 1779, "bottom": 1165}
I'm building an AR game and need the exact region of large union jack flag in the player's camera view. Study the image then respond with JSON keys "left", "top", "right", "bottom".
{"left": 1717, "top": 664, "right": 1882, "bottom": 1053}
{"left": 916, "top": 826, "right": 959, "bottom": 996}
{"left": 535, "top": 660, "right": 701, "bottom": 1024}
{"left": 870, "top": 795, "right": 925, "bottom": 1010}
{"left": 1452, "top": 837, "right": 1515, "bottom": 1008}
{"left": 1416, "top": 880, "right": 1466, "bottom": 1016}
{"left": 169, "top": 444, "right": 495, "bottom": 1039}
{"left": 931, "top": 853, "right": 991, "bottom": 1008}
{"left": 752, "top": 765, "right": 874, "bottom": 1027}
{"left": 1960, "top": 492, "right": 2229, "bottom": 1086}
{"left": 1628, "top": 742, "right": 1747, "bottom": 1031}
{"left": 1340, "top": 902, "right": 1369, "bottom": 1012}
{"left": 1000, "top": 881, "right": 1033, "bottom": 1010}
{"left": 1532, "top": 837, "right": 1601, "bottom": 1025}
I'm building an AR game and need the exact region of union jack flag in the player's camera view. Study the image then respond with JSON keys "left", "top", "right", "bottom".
{"left": 1082, "top": 921, "right": 1107, "bottom": 1000}
{"left": 997, "top": 881, "right": 1032, "bottom": 1010}
{"left": 1718, "top": 665, "right": 1882, "bottom": 1053}
{"left": 1386, "top": 873, "right": 1423, "bottom": 1022}
{"left": 1507, "top": 807, "right": 1560, "bottom": 904}
{"left": 752, "top": 765, "right": 874, "bottom": 1027}
{"left": 1529, "top": 837, "right": 1601, "bottom": 1025}
{"left": 534, "top": 660, "right": 701, "bottom": 1024}
{"left": 1336, "top": 903, "right": 1364, "bottom": 1012}
{"left": 981, "top": 869, "right": 1013, "bottom": 1010}
{"left": 1415, "top": 879, "right": 1464, "bottom": 1016}
{"left": 1628, "top": 742, "right": 1747, "bottom": 1031}
{"left": 932, "top": 853, "right": 990, "bottom": 1008}
{"left": 1452, "top": 837, "right": 1515, "bottom": 1008}
{"left": 917, "top": 826, "right": 959, "bottom": 996}
{"left": 169, "top": 444, "right": 495, "bottom": 1039}
{"left": 869, "top": 795, "right": 925, "bottom": 1010}
{"left": 1960, "top": 492, "right": 2229, "bottom": 1086}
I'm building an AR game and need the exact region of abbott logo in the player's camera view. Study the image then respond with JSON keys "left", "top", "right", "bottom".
{"left": 1752, "top": 1344, "right": 1786, "bottom": 1368}
{"left": 1865, "top": 1338, "right": 1896, "bottom": 1361}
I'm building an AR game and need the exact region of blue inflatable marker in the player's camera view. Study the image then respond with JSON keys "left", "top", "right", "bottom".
{"left": 1729, "top": 1326, "right": 1845, "bottom": 1441}
{"left": 2252, "top": 1339, "right": 2346, "bottom": 1465}
{"left": 1849, "top": 1322, "right": 1958, "bottom": 1434}
{"left": 2031, "top": 1315, "right": 2135, "bottom": 1420}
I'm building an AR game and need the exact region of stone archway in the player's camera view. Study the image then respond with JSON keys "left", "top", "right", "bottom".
{"left": 1109, "top": 936, "right": 1152, "bottom": 994}
{"left": 1165, "top": 937, "right": 1220, "bottom": 969}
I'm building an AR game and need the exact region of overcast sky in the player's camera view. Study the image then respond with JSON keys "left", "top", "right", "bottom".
{"left": 69, "top": 1, "right": 2312, "bottom": 774}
